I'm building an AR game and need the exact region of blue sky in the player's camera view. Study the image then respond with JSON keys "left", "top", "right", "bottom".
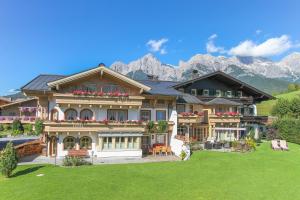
{"left": 0, "top": 0, "right": 300, "bottom": 95}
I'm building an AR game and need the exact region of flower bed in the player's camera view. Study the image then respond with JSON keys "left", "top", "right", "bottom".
{"left": 72, "top": 90, "right": 129, "bottom": 97}
{"left": 53, "top": 119, "right": 144, "bottom": 125}
{"left": 0, "top": 116, "right": 36, "bottom": 122}
{"left": 19, "top": 107, "right": 37, "bottom": 113}
{"left": 179, "top": 112, "right": 204, "bottom": 117}
{"left": 215, "top": 112, "right": 240, "bottom": 117}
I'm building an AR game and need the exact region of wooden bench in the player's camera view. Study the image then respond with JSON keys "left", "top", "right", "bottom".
{"left": 68, "top": 149, "right": 88, "bottom": 157}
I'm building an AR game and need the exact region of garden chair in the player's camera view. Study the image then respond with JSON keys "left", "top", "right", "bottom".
{"left": 166, "top": 146, "right": 173, "bottom": 155}
{"left": 279, "top": 140, "right": 289, "bottom": 151}
{"left": 161, "top": 146, "right": 167, "bottom": 156}
{"left": 154, "top": 146, "right": 162, "bottom": 156}
{"left": 271, "top": 140, "right": 281, "bottom": 150}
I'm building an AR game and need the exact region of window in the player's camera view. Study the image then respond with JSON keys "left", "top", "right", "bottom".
{"left": 142, "top": 99, "right": 151, "bottom": 107}
{"left": 80, "top": 109, "right": 93, "bottom": 120}
{"left": 134, "top": 137, "right": 139, "bottom": 149}
{"left": 191, "top": 89, "right": 197, "bottom": 96}
{"left": 203, "top": 89, "right": 209, "bottom": 96}
{"left": 216, "top": 90, "right": 221, "bottom": 97}
{"left": 157, "top": 100, "right": 165, "bottom": 107}
{"left": 107, "top": 109, "right": 128, "bottom": 121}
{"left": 140, "top": 110, "right": 151, "bottom": 121}
{"left": 237, "top": 91, "right": 243, "bottom": 97}
{"left": 65, "top": 109, "right": 77, "bottom": 120}
{"left": 177, "top": 104, "right": 185, "bottom": 113}
{"left": 103, "top": 137, "right": 108, "bottom": 149}
{"left": 79, "top": 136, "right": 92, "bottom": 149}
{"left": 226, "top": 91, "right": 232, "bottom": 97}
{"left": 51, "top": 109, "right": 59, "bottom": 121}
{"left": 178, "top": 88, "right": 184, "bottom": 92}
{"left": 63, "top": 136, "right": 76, "bottom": 150}
{"left": 128, "top": 137, "right": 133, "bottom": 149}
{"left": 156, "top": 110, "right": 166, "bottom": 121}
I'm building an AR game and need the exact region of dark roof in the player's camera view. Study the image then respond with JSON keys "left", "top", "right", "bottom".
{"left": 206, "top": 97, "right": 242, "bottom": 106}
{"left": 177, "top": 94, "right": 204, "bottom": 104}
{"left": 172, "top": 71, "right": 274, "bottom": 101}
{"left": 21, "top": 75, "right": 66, "bottom": 92}
{"left": 138, "top": 80, "right": 182, "bottom": 96}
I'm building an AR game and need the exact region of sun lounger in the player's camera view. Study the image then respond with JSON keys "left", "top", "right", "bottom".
{"left": 280, "top": 140, "right": 289, "bottom": 151}
{"left": 271, "top": 140, "right": 281, "bottom": 150}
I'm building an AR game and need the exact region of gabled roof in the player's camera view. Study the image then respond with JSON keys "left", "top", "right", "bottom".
{"left": 0, "top": 97, "right": 11, "bottom": 103}
{"left": 22, "top": 75, "right": 66, "bottom": 92}
{"left": 47, "top": 66, "right": 151, "bottom": 92}
{"left": 206, "top": 97, "right": 242, "bottom": 106}
{"left": 172, "top": 70, "right": 274, "bottom": 101}
{"left": 138, "top": 80, "right": 182, "bottom": 96}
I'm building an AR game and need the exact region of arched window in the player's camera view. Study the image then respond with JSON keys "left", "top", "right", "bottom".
{"left": 51, "top": 109, "right": 59, "bottom": 121}
{"left": 63, "top": 136, "right": 76, "bottom": 150}
{"left": 80, "top": 109, "right": 93, "bottom": 120}
{"left": 65, "top": 109, "right": 77, "bottom": 121}
{"left": 80, "top": 136, "right": 92, "bottom": 149}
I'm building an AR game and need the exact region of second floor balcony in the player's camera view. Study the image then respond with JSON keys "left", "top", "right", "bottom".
{"left": 178, "top": 112, "right": 205, "bottom": 124}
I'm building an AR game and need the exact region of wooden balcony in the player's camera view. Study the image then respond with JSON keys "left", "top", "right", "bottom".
{"left": 178, "top": 114, "right": 204, "bottom": 124}
{"left": 44, "top": 120, "right": 175, "bottom": 134}
{"left": 52, "top": 93, "right": 144, "bottom": 107}
{"left": 0, "top": 116, "right": 36, "bottom": 124}
{"left": 44, "top": 120, "right": 147, "bottom": 133}
{"left": 209, "top": 113, "right": 241, "bottom": 123}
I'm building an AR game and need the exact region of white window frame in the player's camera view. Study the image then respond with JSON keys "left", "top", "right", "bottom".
{"left": 191, "top": 89, "right": 197, "bottom": 96}
{"left": 226, "top": 91, "right": 232, "bottom": 97}
{"left": 203, "top": 89, "right": 209, "bottom": 96}
{"left": 216, "top": 90, "right": 221, "bottom": 97}
{"left": 237, "top": 91, "right": 243, "bottom": 97}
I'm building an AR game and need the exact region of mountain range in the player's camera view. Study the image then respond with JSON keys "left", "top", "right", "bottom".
{"left": 111, "top": 52, "right": 300, "bottom": 94}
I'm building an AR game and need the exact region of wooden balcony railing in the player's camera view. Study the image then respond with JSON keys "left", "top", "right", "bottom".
{"left": 178, "top": 113, "right": 205, "bottom": 124}
{"left": 0, "top": 116, "right": 36, "bottom": 124}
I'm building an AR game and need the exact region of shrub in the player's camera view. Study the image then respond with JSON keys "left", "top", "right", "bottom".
{"left": 179, "top": 150, "right": 187, "bottom": 161}
{"left": 0, "top": 142, "right": 18, "bottom": 177}
{"left": 11, "top": 119, "right": 24, "bottom": 135}
{"left": 157, "top": 120, "right": 168, "bottom": 133}
{"left": 272, "top": 118, "right": 300, "bottom": 144}
{"left": 245, "top": 137, "right": 256, "bottom": 150}
{"left": 4, "top": 124, "right": 11, "bottom": 131}
{"left": 34, "top": 119, "right": 44, "bottom": 135}
{"left": 146, "top": 121, "right": 155, "bottom": 133}
{"left": 23, "top": 124, "right": 33, "bottom": 134}
{"left": 0, "top": 124, "right": 4, "bottom": 132}
{"left": 62, "top": 156, "right": 92, "bottom": 167}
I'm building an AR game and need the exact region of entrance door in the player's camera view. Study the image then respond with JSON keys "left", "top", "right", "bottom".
{"left": 49, "top": 136, "right": 57, "bottom": 157}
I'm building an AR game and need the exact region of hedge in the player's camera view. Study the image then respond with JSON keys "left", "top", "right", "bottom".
{"left": 272, "top": 118, "right": 300, "bottom": 144}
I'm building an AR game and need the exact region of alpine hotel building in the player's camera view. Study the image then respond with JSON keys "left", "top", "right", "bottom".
{"left": 19, "top": 64, "right": 273, "bottom": 158}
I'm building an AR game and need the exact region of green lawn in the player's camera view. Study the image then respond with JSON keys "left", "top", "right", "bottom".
{"left": 1, "top": 142, "right": 300, "bottom": 200}
{"left": 257, "top": 90, "right": 300, "bottom": 115}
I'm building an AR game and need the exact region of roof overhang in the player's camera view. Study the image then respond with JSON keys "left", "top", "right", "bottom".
{"left": 172, "top": 71, "right": 274, "bottom": 101}
{"left": 0, "top": 98, "right": 37, "bottom": 109}
{"left": 47, "top": 66, "right": 151, "bottom": 92}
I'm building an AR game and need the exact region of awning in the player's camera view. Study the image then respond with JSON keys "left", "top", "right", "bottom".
{"left": 98, "top": 132, "right": 143, "bottom": 137}
{"left": 213, "top": 127, "right": 246, "bottom": 131}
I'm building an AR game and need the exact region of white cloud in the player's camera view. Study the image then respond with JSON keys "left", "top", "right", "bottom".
{"left": 146, "top": 38, "right": 168, "bottom": 54}
{"left": 206, "top": 34, "right": 226, "bottom": 54}
{"left": 256, "top": 29, "right": 262, "bottom": 35}
{"left": 8, "top": 89, "right": 19, "bottom": 93}
{"left": 208, "top": 34, "right": 218, "bottom": 40}
{"left": 160, "top": 48, "right": 167, "bottom": 55}
{"left": 228, "top": 35, "right": 295, "bottom": 57}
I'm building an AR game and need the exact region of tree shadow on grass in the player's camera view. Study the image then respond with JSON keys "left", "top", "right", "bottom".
{"left": 11, "top": 165, "right": 44, "bottom": 178}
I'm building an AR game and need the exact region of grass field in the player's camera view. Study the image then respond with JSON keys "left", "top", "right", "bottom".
{"left": 1, "top": 142, "right": 300, "bottom": 200}
{"left": 257, "top": 90, "right": 300, "bottom": 115}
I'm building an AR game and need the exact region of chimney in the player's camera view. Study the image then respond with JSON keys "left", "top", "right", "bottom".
{"left": 147, "top": 74, "right": 159, "bottom": 81}
{"left": 191, "top": 69, "right": 199, "bottom": 80}
{"left": 98, "top": 63, "right": 106, "bottom": 67}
